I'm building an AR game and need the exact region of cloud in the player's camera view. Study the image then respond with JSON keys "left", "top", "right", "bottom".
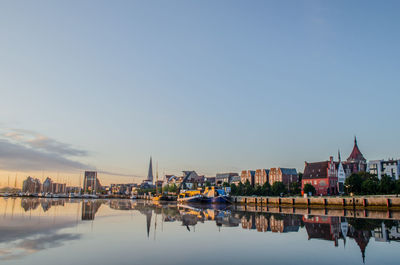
{"left": 0, "top": 139, "right": 90, "bottom": 172}
{"left": 0, "top": 128, "right": 141, "bottom": 178}
{"left": 3, "top": 129, "right": 87, "bottom": 157}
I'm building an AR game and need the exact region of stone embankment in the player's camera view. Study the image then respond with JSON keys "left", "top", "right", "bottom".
{"left": 232, "top": 195, "right": 400, "bottom": 209}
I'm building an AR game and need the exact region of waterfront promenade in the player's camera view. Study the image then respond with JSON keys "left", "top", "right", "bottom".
{"left": 232, "top": 195, "right": 400, "bottom": 209}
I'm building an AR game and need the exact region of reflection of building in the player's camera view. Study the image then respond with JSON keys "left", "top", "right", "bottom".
{"left": 83, "top": 171, "right": 101, "bottom": 193}
{"left": 368, "top": 159, "right": 400, "bottom": 180}
{"left": 303, "top": 216, "right": 344, "bottom": 246}
{"left": 81, "top": 200, "right": 102, "bottom": 220}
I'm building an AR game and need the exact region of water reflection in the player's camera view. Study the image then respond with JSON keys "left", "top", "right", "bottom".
{"left": 1, "top": 198, "right": 400, "bottom": 264}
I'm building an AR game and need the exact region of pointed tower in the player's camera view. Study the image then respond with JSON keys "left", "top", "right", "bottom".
{"left": 147, "top": 156, "right": 154, "bottom": 183}
{"left": 347, "top": 136, "right": 366, "bottom": 163}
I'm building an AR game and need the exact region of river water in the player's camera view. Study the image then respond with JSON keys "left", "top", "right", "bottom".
{"left": 0, "top": 198, "right": 399, "bottom": 265}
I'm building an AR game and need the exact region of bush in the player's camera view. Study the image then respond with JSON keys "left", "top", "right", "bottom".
{"left": 303, "top": 184, "right": 316, "bottom": 195}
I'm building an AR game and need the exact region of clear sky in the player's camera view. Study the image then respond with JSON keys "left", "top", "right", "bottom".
{"left": 0, "top": 0, "right": 399, "bottom": 186}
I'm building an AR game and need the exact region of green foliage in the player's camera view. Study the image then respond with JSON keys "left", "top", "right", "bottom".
{"left": 298, "top": 172, "right": 303, "bottom": 183}
{"left": 303, "top": 183, "right": 316, "bottom": 195}
{"left": 261, "top": 182, "right": 271, "bottom": 196}
{"left": 379, "top": 175, "right": 395, "bottom": 194}
{"left": 345, "top": 173, "right": 363, "bottom": 194}
{"left": 222, "top": 182, "right": 230, "bottom": 187}
{"left": 289, "top": 182, "right": 301, "bottom": 195}
{"left": 344, "top": 172, "right": 398, "bottom": 195}
{"left": 271, "top": 182, "right": 286, "bottom": 196}
{"left": 244, "top": 180, "right": 254, "bottom": 196}
{"left": 230, "top": 183, "right": 238, "bottom": 195}
{"left": 205, "top": 181, "right": 211, "bottom": 187}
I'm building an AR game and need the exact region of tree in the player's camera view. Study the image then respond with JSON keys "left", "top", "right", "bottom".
{"left": 289, "top": 182, "right": 301, "bottom": 195}
{"left": 345, "top": 173, "right": 363, "bottom": 194}
{"left": 237, "top": 182, "right": 245, "bottom": 196}
{"left": 222, "top": 182, "right": 230, "bottom": 187}
{"left": 261, "top": 182, "right": 271, "bottom": 196}
{"left": 361, "top": 178, "right": 379, "bottom": 195}
{"left": 205, "top": 181, "right": 211, "bottom": 187}
{"left": 271, "top": 182, "right": 286, "bottom": 196}
{"left": 254, "top": 185, "right": 263, "bottom": 196}
{"left": 395, "top": 179, "right": 400, "bottom": 196}
{"left": 230, "top": 184, "right": 238, "bottom": 195}
{"left": 298, "top": 172, "right": 303, "bottom": 183}
{"left": 303, "top": 183, "right": 316, "bottom": 195}
{"left": 379, "top": 175, "right": 395, "bottom": 194}
{"left": 244, "top": 180, "right": 254, "bottom": 196}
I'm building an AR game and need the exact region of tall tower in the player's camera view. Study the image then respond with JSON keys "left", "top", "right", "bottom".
{"left": 147, "top": 156, "right": 153, "bottom": 183}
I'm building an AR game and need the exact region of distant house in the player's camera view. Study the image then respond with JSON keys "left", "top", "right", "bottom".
{"left": 204, "top": 177, "right": 216, "bottom": 186}
{"left": 241, "top": 170, "right": 256, "bottom": 186}
{"left": 254, "top": 169, "right": 269, "bottom": 186}
{"left": 367, "top": 159, "right": 400, "bottom": 180}
{"left": 302, "top": 156, "right": 338, "bottom": 196}
{"left": 215, "top": 173, "right": 239, "bottom": 186}
{"left": 179, "top": 171, "right": 204, "bottom": 189}
{"left": 269, "top": 168, "right": 298, "bottom": 187}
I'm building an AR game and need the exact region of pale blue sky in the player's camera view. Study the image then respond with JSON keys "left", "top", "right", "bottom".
{"left": 0, "top": 0, "right": 399, "bottom": 185}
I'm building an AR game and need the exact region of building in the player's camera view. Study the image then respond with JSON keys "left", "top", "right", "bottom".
{"left": 146, "top": 156, "right": 154, "bottom": 184}
{"left": 230, "top": 175, "right": 241, "bottom": 185}
{"left": 180, "top": 171, "right": 204, "bottom": 189}
{"left": 215, "top": 173, "right": 239, "bottom": 186}
{"left": 241, "top": 170, "right": 255, "bottom": 186}
{"left": 269, "top": 168, "right": 298, "bottom": 187}
{"left": 22, "top": 177, "right": 42, "bottom": 194}
{"left": 204, "top": 176, "right": 216, "bottom": 186}
{"left": 42, "top": 177, "right": 53, "bottom": 193}
{"left": 302, "top": 156, "right": 338, "bottom": 196}
{"left": 342, "top": 137, "right": 367, "bottom": 176}
{"left": 83, "top": 171, "right": 102, "bottom": 193}
{"left": 367, "top": 159, "right": 400, "bottom": 180}
{"left": 254, "top": 169, "right": 269, "bottom": 186}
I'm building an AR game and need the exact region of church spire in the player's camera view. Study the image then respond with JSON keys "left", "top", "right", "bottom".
{"left": 338, "top": 149, "right": 341, "bottom": 162}
{"left": 147, "top": 156, "right": 153, "bottom": 183}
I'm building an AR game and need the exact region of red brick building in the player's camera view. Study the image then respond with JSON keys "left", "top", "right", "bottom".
{"left": 269, "top": 168, "right": 298, "bottom": 187}
{"left": 302, "top": 156, "right": 338, "bottom": 195}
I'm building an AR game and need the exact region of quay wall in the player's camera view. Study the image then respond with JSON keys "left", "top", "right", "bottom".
{"left": 232, "top": 196, "right": 400, "bottom": 209}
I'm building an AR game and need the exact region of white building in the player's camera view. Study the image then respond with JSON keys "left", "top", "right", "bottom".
{"left": 367, "top": 159, "right": 400, "bottom": 180}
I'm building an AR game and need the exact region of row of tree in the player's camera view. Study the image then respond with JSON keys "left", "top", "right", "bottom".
{"left": 230, "top": 180, "right": 301, "bottom": 196}
{"left": 344, "top": 172, "right": 400, "bottom": 195}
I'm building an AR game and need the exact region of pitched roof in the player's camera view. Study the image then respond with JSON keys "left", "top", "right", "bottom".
{"left": 280, "top": 168, "right": 297, "bottom": 175}
{"left": 303, "top": 161, "right": 329, "bottom": 179}
{"left": 347, "top": 137, "right": 366, "bottom": 162}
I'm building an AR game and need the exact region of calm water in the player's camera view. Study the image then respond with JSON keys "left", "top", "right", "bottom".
{"left": 1, "top": 198, "right": 399, "bottom": 265}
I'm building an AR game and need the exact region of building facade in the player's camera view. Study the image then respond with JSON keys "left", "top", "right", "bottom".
{"left": 269, "top": 168, "right": 298, "bottom": 187}
{"left": 254, "top": 169, "right": 269, "bottom": 186}
{"left": 367, "top": 159, "right": 400, "bottom": 180}
{"left": 302, "top": 156, "right": 338, "bottom": 196}
{"left": 83, "top": 171, "right": 101, "bottom": 193}
{"left": 215, "top": 173, "right": 239, "bottom": 186}
{"left": 240, "top": 170, "right": 255, "bottom": 186}
{"left": 22, "top": 177, "right": 42, "bottom": 194}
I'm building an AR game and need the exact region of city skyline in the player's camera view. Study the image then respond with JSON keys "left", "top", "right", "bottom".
{"left": 1, "top": 1, "right": 400, "bottom": 186}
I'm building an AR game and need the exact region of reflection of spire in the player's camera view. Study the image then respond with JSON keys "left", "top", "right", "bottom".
{"left": 145, "top": 210, "right": 152, "bottom": 238}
